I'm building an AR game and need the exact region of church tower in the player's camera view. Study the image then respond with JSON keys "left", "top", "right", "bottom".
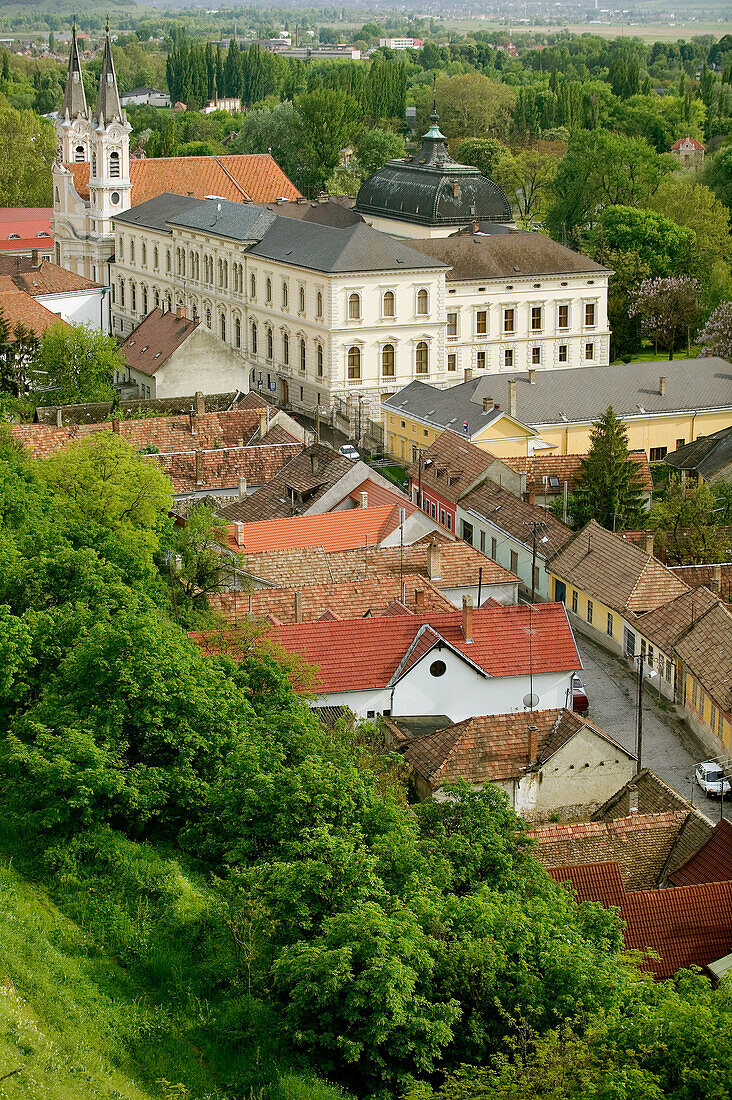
{"left": 56, "top": 22, "right": 90, "bottom": 164}
{"left": 88, "top": 23, "right": 132, "bottom": 239}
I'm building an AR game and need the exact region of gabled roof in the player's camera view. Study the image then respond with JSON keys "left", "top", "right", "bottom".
{"left": 663, "top": 425, "right": 732, "bottom": 480}
{"left": 121, "top": 308, "right": 200, "bottom": 376}
{"left": 667, "top": 563, "right": 732, "bottom": 604}
{"left": 674, "top": 599, "right": 732, "bottom": 712}
{"left": 460, "top": 479, "right": 573, "bottom": 559}
{"left": 669, "top": 821, "right": 732, "bottom": 887}
{"left": 406, "top": 429, "right": 495, "bottom": 504}
{"left": 148, "top": 440, "right": 302, "bottom": 494}
{"left": 671, "top": 135, "right": 705, "bottom": 151}
{"left": 548, "top": 519, "right": 688, "bottom": 615}
{"left": 225, "top": 505, "right": 407, "bottom": 554}
{"left": 503, "top": 450, "right": 653, "bottom": 496}
{"left": 8, "top": 260, "right": 99, "bottom": 296}
{"left": 625, "top": 585, "right": 719, "bottom": 654}
{"left": 0, "top": 283, "right": 67, "bottom": 335}
{"left": 532, "top": 813, "right": 688, "bottom": 892}
{"left": 383, "top": 378, "right": 515, "bottom": 440}
{"left": 403, "top": 708, "right": 630, "bottom": 790}
{"left": 405, "top": 231, "right": 609, "bottom": 280}
{"left": 166, "top": 197, "right": 276, "bottom": 242}
{"left": 219, "top": 443, "right": 356, "bottom": 522}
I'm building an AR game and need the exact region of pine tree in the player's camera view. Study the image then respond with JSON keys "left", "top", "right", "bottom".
{"left": 572, "top": 406, "right": 645, "bottom": 531}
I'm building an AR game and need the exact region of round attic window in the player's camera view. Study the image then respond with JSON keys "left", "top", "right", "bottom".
{"left": 430, "top": 659, "right": 447, "bottom": 678}
{"left": 111, "top": 191, "right": 120, "bottom": 205}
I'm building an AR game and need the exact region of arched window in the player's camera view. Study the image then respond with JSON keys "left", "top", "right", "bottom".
{"left": 130, "top": 282, "right": 136, "bottom": 312}
{"left": 283, "top": 332, "right": 289, "bottom": 365}
{"left": 130, "top": 239, "right": 135, "bottom": 262}
{"left": 299, "top": 338, "right": 306, "bottom": 372}
{"left": 348, "top": 292, "right": 361, "bottom": 320}
{"left": 317, "top": 344, "right": 323, "bottom": 377}
{"left": 250, "top": 273, "right": 256, "bottom": 298}
{"left": 235, "top": 317, "right": 241, "bottom": 348}
{"left": 316, "top": 291, "right": 323, "bottom": 317}
{"left": 180, "top": 250, "right": 185, "bottom": 277}
{"left": 299, "top": 286, "right": 305, "bottom": 312}
{"left": 166, "top": 250, "right": 171, "bottom": 274}
{"left": 282, "top": 281, "right": 288, "bottom": 308}
{"left": 267, "top": 327, "right": 273, "bottom": 360}
{"left": 165, "top": 291, "right": 172, "bottom": 312}
{"left": 109, "top": 151, "right": 120, "bottom": 178}
{"left": 416, "top": 289, "right": 429, "bottom": 315}
{"left": 54, "top": 187, "right": 60, "bottom": 204}
{"left": 383, "top": 290, "right": 395, "bottom": 317}
{"left": 382, "top": 343, "right": 395, "bottom": 377}
{"left": 218, "top": 259, "right": 223, "bottom": 288}
{"left": 347, "top": 346, "right": 361, "bottom": 380}
{"left": 220, "top": 313, "right": 226, "bottom": 341}
{"left": 153, "top": 246, "right": 158, "bottom": 269}
{"left": 74, "top": 145, "right": 85, "bottom": 162}
{"left": 251, "top": 322, "right": 258, "bottom": 355}
{"left": 206, "top": 308, "right": 212, "bottom": 329}
{"left": 223, "top": 260, "right": 228, "bottom": 289}
{"left": 266, "top": 277, "right": 272, "bottom": 303}
{"left": 142, "top": 286, "right": 148, "bottom": 314}
{"left": 154, "top": 288, "right": 159, "bottom": 308}
{"left": 142, "top": 243, "right": 147, "bottom": 267}
{"left": 415, "top": 341, "right": 429, "bottom": 374}
{"left": 91, "top": 152, "right": 97, "bottom": 177}
{"left": 192, "top": 303, "right": 199, "bottom": 322}
{"left": 119, "top": 279, "right": 125, "bottom": 307}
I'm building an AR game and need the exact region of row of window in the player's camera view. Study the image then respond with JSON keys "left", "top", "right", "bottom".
{"left": 449, "top": 342, "right": 595, "bottom": 373}
{"left": 448, "top": 302, "right": 597, "bottom": 339}
{"left": 689, "top": 676, "right": 725, "bottom": 738}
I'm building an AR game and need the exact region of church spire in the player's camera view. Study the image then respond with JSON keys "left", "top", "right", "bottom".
{"left": 61, "top": 22, "right": 88, "bottom": 119}
{"left": 94, "top": 20, "right": 123, "bottom": 125}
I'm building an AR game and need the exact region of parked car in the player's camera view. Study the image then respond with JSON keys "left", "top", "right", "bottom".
{"left": 572, "top": 675, "right": 589, "bottom": 715}
{"left": 339, "top": 444, "right": 360, "bottom": 461}
{"left": 694, "top": 761, "right": 731, "bottom": 799}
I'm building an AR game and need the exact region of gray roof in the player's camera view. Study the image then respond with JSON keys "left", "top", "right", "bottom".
{"left": 167, "top": 197, "right": 276, "bottom": 242}
{"left": 113, "top": 193, "right": 204, "bottom": 234}
{"left": 407, "top": 231, "right": 609, "bottom": 281}
{"left": 248, "top": 218, "right": 447, "bottom": 274}
{"left": 383, "top": 359, "right": 732, "bottom": 434}
{"left": 663, "top": 425, "right": 732, "bottom": 479}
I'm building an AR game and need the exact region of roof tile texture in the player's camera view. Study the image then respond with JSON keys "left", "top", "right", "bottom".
{"left": 504, "top": 450, "right": 653, "bottom": 496}
{"left": 219, "top": 443, "right": 355, "bottom": 522}
{"left": 121, "top": 308, "right": 199, "bottom": 376}
{"left": 669, "top": 820, "right": 732, "bottom": 887}
{"left": 406, "top": 429, "right": 495, "bottom": 504}
{"left": 225, "top": 505, "right": 407, "bottom": 554}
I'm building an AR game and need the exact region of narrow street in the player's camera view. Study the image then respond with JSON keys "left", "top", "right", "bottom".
{"left": 577, "top": 633, "right": 730, "bottom": 822}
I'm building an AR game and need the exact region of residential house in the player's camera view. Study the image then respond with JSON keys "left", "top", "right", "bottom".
{"left": 382, "top": 359, "right": 732, "bottom": 462}
{"left": 674, "top": 598, "right": 732, "bottom": 752}
{"left": 225, "top": 505, "right": 428, "bottom": 556}
{"left": 669, "top": 820, "right": 732, "bottom": 887}
{"left": 119, "top": 87, "right": 171, "bottom": 108}
{"left": 503, "top": 451, "right": 653, "bottom": 514}
{"left": 663, "top": 425, "right": 732, "bottom": 485}
{"left": 668, "top": 562, "right": 732, "bottom": 604}
{"left": 396, "top": 708, "right": 634, "bottom": 820}
{"left": 0, "top": 208, "right": 54, "bottom": 262}
{"left": 0, "top": 256, "right": 110, "bottom": 332}
{"left": 195, "top": 601, "right": 581, "bottom": 722}
{"left": 120, "top": 306, "right": 250, "bottom": 399}
{"left": 0, "top": 276, "right": 69, "bottom": 339}
{"left": 547, "top": 520, "right": 689, "bottom": 676}
{"left": 670, "top": 135, "right": 705, "bottom": 169}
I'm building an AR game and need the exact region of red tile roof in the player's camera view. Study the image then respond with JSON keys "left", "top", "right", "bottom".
{"left": 226, "top": 505, "right": 406, "bottom": 553}
{"left": 669, "top": 820, "right": 732, "bottom": 887}
{"left": 671, "top": 135, "right": 705, "bottom": 151}
{"left": 548, "top": 861, "right": 626, "bottom": 908}
{"left": 0, "top": 284, "right": 67, "bottom": 335}
{"left": 148, "top": 441, "right": 302, "bottom": 494}
{"left": 121, "top": 308, "right": 199, "bottom": 376}
{"left": 0, "top": 207, "right": 53, "bottom": 251}
{"left": 195, "top": 602, "right": 581, "bottom": 694}
{"left": 503, "top": 450, "right": 653, "bottom": 496}
{"left": 67, "top": 153, "right": 300, "bottom": 206}
{"left": 7, "top": 260, "right": 99, "bottom": 295}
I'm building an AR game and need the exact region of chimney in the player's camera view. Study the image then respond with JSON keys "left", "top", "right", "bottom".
{"left": 643, "top": 532, "right": 654, "bottom": 556}
{"left": 234, "top": 522, "right": 245, "bottom": 547}
{"left": 360, "top": 491, "right": 368, "bottom": 508}
{"left": 660, "top": 375, "right": 666, "bottom": 396}
{"left": 176, "top": 304, "right": 189, "bottom": 321}
{"left": 462, "top": 594, "right": 474, "bottom": 643}
{"left": 508, "top": 380, "right": 517, "bottom": 419}
{"left": 189, "top": 411, "right": 198, "bottom": 435}
{"left": 527, "top": 487, "right": 536, "bottom": 506}
{"left": 195, "top": 390, "right": 205, "bottom": 416}
{"left": 528, "top": 723, "right": 539, "bottom": 766}
{"left": 294, "top": 591, "right": 303, "bottom": 623}
{"left": 427, "top": 537, "right": 441, "bottom": 580}
{"left": 310, "top": 452, "right": 319, "bottom": 475}
{"left": 482, "top": 396, "right": 492, "bottom": 412}
{"left": 112, "top": 417, "right": 120, "bottom": 434}
{"left": 711, "top": 563, "right": 722, "bottom": 595}
{"left": 238, "top": 476, "right": 247, "bottom": 498}
{"left": 31, "top": 248, "right": 39, "bottom": 267}
{"left": 628, "top": 785, "right": 639, "bottom": 814}
{"left": 528, "top": 368, "right": 536, "bottom": 384}
{"left": 259, "top": 411, "right": 268, "bottom": 439}
{"left": 195, "top": 449, "right": 203, "bottom": 486}
{"left": 56, "top": 408, "right": 62, "bottom": 427}
{"left": 414, "top": 588, "right": 425, "bottom": 608}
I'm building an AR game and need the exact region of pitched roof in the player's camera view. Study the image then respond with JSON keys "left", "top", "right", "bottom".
{"left": 147, "top": 440, "right": 302, "bottom": 494}
{"left": 663, "top": 425, "right": 732, "bottom": 480}
{"left": 0, "top": 207, "right": 54, "bottom": 252}
{"left": 548, "top": 519, "right": 688, "bottom": 615}
{"left": 460, "top": 479, "right": 573, "bottom": 559}
{"left": 672, "top": 135, "right": 705, "bottom": 151}
{"left": 166, "top": 197, "right": 276, "bottom": 242}
{"left": 625, "top": 585, "right": 719, "bottom": 654}
{"left": 34, "top": 389, "right": 260, "bottom": 426}
{"left": 667, "top": 563, "right": 732, "bottom": 604}
{"left": 383, "top": 359, "right": 732, "bottom": 434}
{"left": 218, "top": 443, "right": 356, "bottom": 522}
{"left": 503, "top": 450, "right": 653, "bottom": 496}
{"left": 0, "top": 284, "right": 67, "bottom": 335}
{"left": 669, "top": 821, "right": 732, "bottom": 887}
{"left": 121, "top": 308, "right": 200, "bottom": 376}
{"left": 405, "top": 231, "right": 609, "bottom": 280}
{"left": 533, "top": 813, "right": 688, "bottom": 892}
{"left": 225, "top": 505, "right": 407, "bottom": 554}
{"left": 403, "top": 708, "right": 630, "bottom": 790}
{"left": 406, "top": 429, "right": 495, "bottom": 504}
{"left": 244, "top": 602, "right": 581, "bottom": 694}
{"left": 69, "top": 153, "right": 300, "bottom": 207}
{"left": 208, "top": 575, "right": 453, "bottom": 625}
{"left": 10, "top": 260, "right": 99, "bottom": 296}
{"left": 547, "top": 860, "right": 627, "bottom": 908}
{"left": 674, "top": 599, "right": 732, "bottom": 712}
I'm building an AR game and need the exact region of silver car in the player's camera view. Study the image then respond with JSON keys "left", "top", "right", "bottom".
{"left": 694, "top": 761, "right": 731, "bottom": 799}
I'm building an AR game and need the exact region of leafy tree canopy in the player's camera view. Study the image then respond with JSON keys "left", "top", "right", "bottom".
{"left": 572, "top": 407, "right": 646, "bottom": 530}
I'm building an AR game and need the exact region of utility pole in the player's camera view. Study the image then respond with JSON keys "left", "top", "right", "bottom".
{"left": 636, "top": 655, "right": 643, "bottom": 774}
{"left": 531, "top": 523, "right": 538, "bottom": 604}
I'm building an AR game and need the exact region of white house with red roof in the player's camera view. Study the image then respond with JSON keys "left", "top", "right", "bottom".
{"left": 670, "top": 135, "right": 705, "bottom": 170}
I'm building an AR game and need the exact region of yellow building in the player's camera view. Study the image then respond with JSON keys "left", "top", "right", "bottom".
{"left": 382, "top": 358, "right": 732, "bottom": 463}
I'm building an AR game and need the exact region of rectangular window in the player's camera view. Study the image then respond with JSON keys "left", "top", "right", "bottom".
{"left": 491, "top": 537, "right": 497, "bottom": 558}
{"left": 503, "top": 308, "right": 515, "bottom": 333}
{"left": 510, "top": 550, "right": 519, "bottom": 573}
{"left": 504, "top": 349, "right": 513, "bottom": 368}
{"left": 440, "top": 509, "right": 446, "bottom": 527}
{"left": 658, "top": 655, "right": 665, "bottom": 679}
{"left": 431, "top": 502, "right": 436, "bottom": 519}
{"left": 572, "top": 589, "right": 578, "bottom": 613}
{"left": 476, "top": 310, "right": 487, "bottom": 335}
{"left": 558, "top": 304, "right": 569, "bottom": 329}
{"left": 478, "top": 530, "right": 486, "bottom": 553}
{"left": 446, "top": 513, "right": 452, "bottom": 531}
{"left": 607, "top": 612, "right": 613, "bottom": 636}
{"left": 649, "top": 447, "right": 668, "bottom": 462}
{"left": 641, "top": 638, "right": 647, "bottom": 660}
{"left": 676, "top": 438, "right": 685, "bottom": 449}
{"left": 711, "top": 704, "right": 717, "bottom": 732}
{"left": 462, "top": 520, "right": 474, "bottom": 545}
{"left": 666, "top": 660, "right": 672, "bottom": 682}
{"left": 587, "top": 600, "right": 593, "bottom": 624}
{"left": 477, "top": 351, "right": 486, "bottom": 370}
{"left": 534, "top": 565, "right": 540, "bottom": 590}
{"left": 585, "top": 342, "right": 594, "bottom": 360}
{"left": 447, "top": 354, "right": 457, "bottom": 371}
{"left": 647, "top": 644, "right": 654, "bottom": 667}
{"left": 585, "top": 302, "right": 596, "bottom": 326}
{"left": 532, "top": 346, "right": 541, "bottom": 365}
{"left": 531, "top": 306, "right": 542, "bottom": 331}
{"left": 692, "top": 679, "right": 698, "bottom": 708}
{"left": 447, "top": 312, "right": 458, "bottom": 337}
{"left": 558, "top": 345, "right": 568, "bottom": 363}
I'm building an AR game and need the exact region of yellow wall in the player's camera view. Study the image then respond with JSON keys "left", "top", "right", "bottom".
{"left": 538, "top": 409, "right": 732, "bottom": 457}
{"left": 684, "top": 672, "right": 732, "bottom": 750}
{"left": 384, "top": 410, "right": 533, "bottom": 462}
{"left": 384, "top": 412, "right": 442, "bottom": 462}
{"left": 549, "top": 574, "right": 624, "bottom": 647}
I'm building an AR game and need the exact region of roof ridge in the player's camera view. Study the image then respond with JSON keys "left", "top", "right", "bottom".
{"left": 389, "top": 623, "right": 441, "bottom": 685}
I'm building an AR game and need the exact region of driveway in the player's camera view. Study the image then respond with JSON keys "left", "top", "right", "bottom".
{"left": 577, "top": 634, "right": 730, "bottom": 822}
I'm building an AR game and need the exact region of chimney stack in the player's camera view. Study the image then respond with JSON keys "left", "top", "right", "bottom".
{"left": 628, "top": 785, "right": 639, "bottom": 814}
{"left": 528, "top": 723, "right": 539, "bottom": 766}
{"left": 643, "top": 532, "right": 654, "bottom": 557}
{"left": 31, "top": 248, "right": 39, "bottom": 267}
{"left": 464, "top": 367, "right": 473, "bottom": 382}
{"left": 360, "top": 491, "right": 368, "bottom": 508}
{"left": 234, "top": 522, "right": 245, "bottom": 547}
{"left": 427, "top": 537, "right": 441, "bottom": 580}
{"left": 462, "top": 594, "right": 474, "bottom": 643}
{"left": 482, "top": 396, "right": 491, "bottom": 412}
{"left": 238, "top": 476, "right": 247, "bottom": 498}
{"left": 189, "top": 411, "right": 198, "bottom": 435}
{"left": 414, "top": 588, "right": 425, "bottom": 608}
{"left": 528, "top": 368, "right": 536, "bottom": 384}
{"left": 195, "top": 391, "right": 205, "bottom": 416}
{"left": 508, "top": 380, "right": 517, "bottom": 419}
{"left": 259, "top": 411, "right": 268, "bottom": 439}
{"left": 711, "top": 563, "right": 722, "bottom": 595}
{"left": 660, "top": 375, "right": 666, "bottom": 397}
{"left": 56, "top": 408, "right": 63, "bottom": 428}
{"left": 112, "top": 417, "right": 120, "bottom": 434}
{"left": 310, "top": 452, "right": 319, "bottom": 474}
{"left": 176, "top": 304, "right": 189, "bottom": 321}
{"left": 294, "top": 591, "right": 303, "bottom": 623}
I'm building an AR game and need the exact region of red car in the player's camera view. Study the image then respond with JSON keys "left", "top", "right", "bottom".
{"left": 572, "top": 675, "right": 589, "bottom": 715}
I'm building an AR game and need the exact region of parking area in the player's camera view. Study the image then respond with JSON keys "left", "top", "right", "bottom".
{"left": 577, "top": 634, "right": 731, "bottom": 822}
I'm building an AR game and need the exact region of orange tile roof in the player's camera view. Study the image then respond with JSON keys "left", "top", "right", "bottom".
{"left": 67, "top": 153, "right": 300, "bottom": 207}
{"left": 669, "top": 820, "right": 732, "bottom": 887}
{"left": 226, "top": 505, "right": 405, "bottom": 554}
{"left": 122, "top": 308, "right": 199, "bottom": 376}
{"left": 0, "top": 286, "right": 67, "bottom": 335}
{"left": 0, "top": 206, "right": 53, "bottom": 251}
{"left": 503, "top": 450, "right": 653, "bottom": 496}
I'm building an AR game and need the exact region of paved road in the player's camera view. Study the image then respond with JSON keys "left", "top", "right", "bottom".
{"left": 577, "top": 633, "right": 730, "bottom": 822}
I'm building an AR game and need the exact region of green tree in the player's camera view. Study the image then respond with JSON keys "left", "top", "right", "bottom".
{"left": 703, "top": 145, "right": 732, "bottom": 213}
{"left": 431, "top": 74, "right": 515, "bottom": 140}
{"left": 650, "top": 476, "right": 732, "bottom": 564}
{"left": 355, "top": 127, "right": 406, "bottom": 177}
{"left": 0, "top": 100, "right": 55, "bottom": 206}
{"left": 647, "top": 177, "right": 732, "bottom": 306}
{"left": 454, "top": 137, "right": 508, "bottom": 179}
{"left": 30, "top": 323, "right": 122, "bottom": 404}
{"left": 493, "top": 149, "right": 559, "bottom": 222}
{"left": 591, "top": 205, "right": 695, "bottom": 278}
{"left": 174, "top": 504, "right": 228, "bottom": 600}
{"left": 294, "top": 89, "right": 362, "bottom": 194}
{"left": 572, "top": 408, "right": 645, "bottom": 530}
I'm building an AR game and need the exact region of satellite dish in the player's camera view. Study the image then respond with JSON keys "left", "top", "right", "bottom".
{"left": 523, "top": 693, "right": 539, "bottom": 708}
